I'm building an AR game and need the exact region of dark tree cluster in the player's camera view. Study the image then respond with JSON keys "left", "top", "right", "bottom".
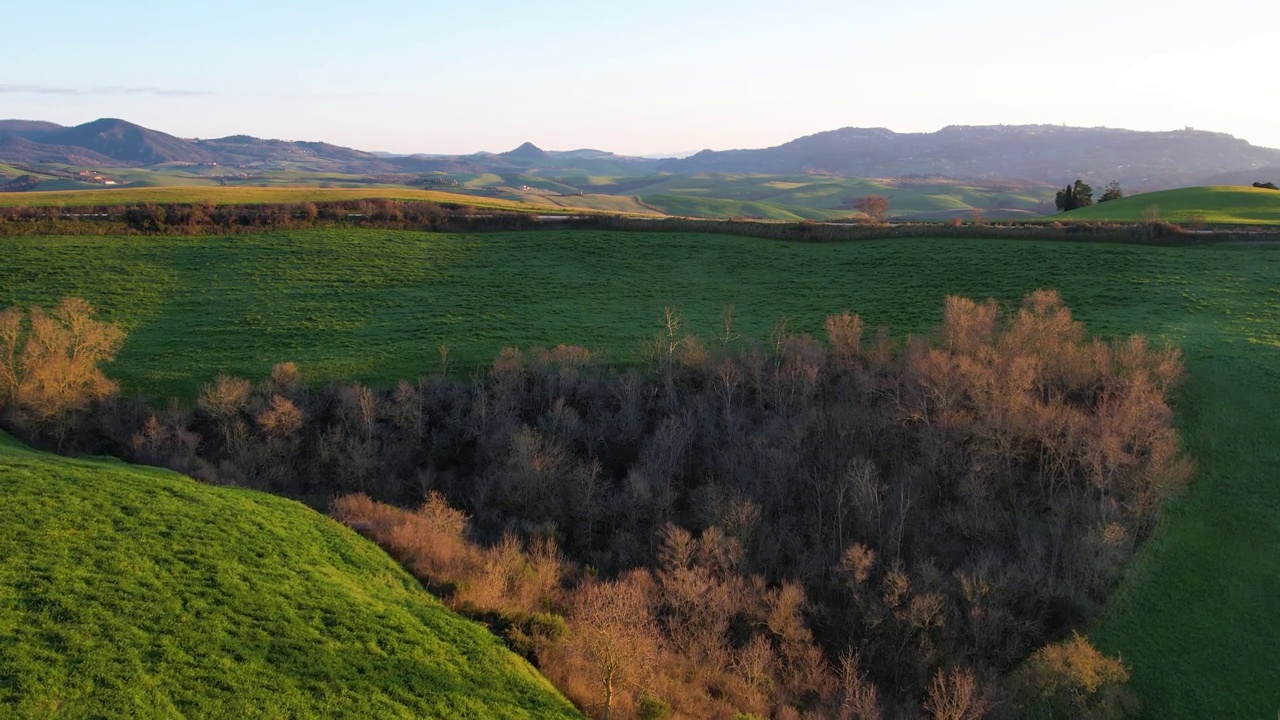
{"left": 0, "top": 174, "right": 41, "bottom": 192}
{"left": 2, "top": 293, "right": 1188, "bottom": 718}
{"left": 1054, "top": 180, "right": 1094, "bottom": 211}
{"left": 0, "top": 199, "right": 537, "bottom": 235}
{"left": 1253, "top": 181, "right": 1278, "bottom": 190}
{"left": 1098, "top": 181, "right": 1125, "bottom": 203}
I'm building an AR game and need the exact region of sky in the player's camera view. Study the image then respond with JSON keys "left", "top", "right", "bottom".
{"left": 4, "top": 0, "right": 1279, "bottom": 155}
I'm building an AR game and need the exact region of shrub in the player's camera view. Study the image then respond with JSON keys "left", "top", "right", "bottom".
{"left": 1009, "top": 632, "right": 1135, "bottom": 719}
{"left": 636, "top": 694, "right": 672, "bottom": 720}
{"left": 0, "top": 297, "right": 125, "bottom": 446}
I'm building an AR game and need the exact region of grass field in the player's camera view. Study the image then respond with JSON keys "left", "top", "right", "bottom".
{"left": 642, "top": 193, "right": 818, "bottom": 220}
{"left": 1054, "top": 185, "right": 1280, "bottom": 225}
{"left": 0, "top": 171, "right": 1058, "bottom": 220}
{"left": 612, "top": 173, "right": 1055, "bottom": 220}
{"left": 0, "top": 432, "right": 582, "bottom": 718}
{"left": 0, "top": 185, "right": 564, "bottom": 213}
{"left": 0, "top": 229, "right": 1277, "bottom": 717}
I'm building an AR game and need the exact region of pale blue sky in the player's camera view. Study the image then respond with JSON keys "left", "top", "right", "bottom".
{"left": 4, "top": 0, "right": 1278, "bottom": 154}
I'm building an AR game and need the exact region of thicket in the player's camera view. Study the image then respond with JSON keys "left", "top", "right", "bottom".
{"left": 1, "top": 200, "right": 1269, "bottom": 245}
{"left": 0, "top": 199, "right": 540, "bottom": 236}
{"left": 0, "top": 293, "right": 1191, "bottom": 718}
{"left": 583, "top": 215, "right": 1229, "bottom": 246}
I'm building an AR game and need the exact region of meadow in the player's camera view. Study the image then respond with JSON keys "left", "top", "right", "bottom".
{"left": 617, "top": 173, "right": 1055, "bottom": 220}
{"left": 0, "top": 170, "right": 1058, "bottom": 220}
{"left": 0, "top": 431, "right": 582, "bottom": 718}
{"left": 1, "top": 229, "right": 1277, "bottom": 716}
{"left": 0, "top": 186, "right": 567, "bottom": 213}
{"left": 1055, "top": 185, "right": 1280, "bottom": 225}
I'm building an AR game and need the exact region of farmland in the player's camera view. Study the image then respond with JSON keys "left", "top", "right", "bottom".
{"left": 1054, "top": 185, "right": 1280, "bottom": 225}
{"left": 0, "top": 431, "right": 582, "bottom": 718}
{"left": 0, "top": 167, "right": 1058, "bottom": 220}
{"left": 1, "top": 228, "right": 1277, "bottom": 716}
{"left": 0, "top": 185, "right": 577, "bottom": 214}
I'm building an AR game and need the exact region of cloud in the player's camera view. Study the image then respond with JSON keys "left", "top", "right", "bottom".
{"left": 0, "top": 84, "right": 213, "bottom": 97}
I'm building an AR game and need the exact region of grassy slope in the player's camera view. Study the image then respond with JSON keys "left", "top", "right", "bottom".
{"left": 642, "top": 194, "right": 818, "bottom": 220}
{"left": 622, "top": 174, "right": 1054, "bottom": 220}
{"left": 1053, "top": 185, "right": 1280, "bottom": 224}
{"left": 0, "top": 432, "right": 582, "bottom": 719}
{"left": 513, "top": 192, "right": 660, "bottom": 214}
{"left": 1, "top": 171, "right": 1059, "bottom": 220}
{"left": 0, "top": 231, "right": 1277, "bottom": 716}
{"left": 0, "top": 186, "right": 560, "bottom": 213}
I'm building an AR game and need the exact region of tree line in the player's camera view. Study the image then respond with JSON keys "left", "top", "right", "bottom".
{"left": 0, "top": 295, "right": 1189, "bottom": 718}
{"left": 1, "top": 199, "right": 1256, "bottom": 246}
{"left": 0, "top": 199, "right": 541, "bottom": 236}
{"left": 1055, "top": 181, "right": 1125, "bottom": 212}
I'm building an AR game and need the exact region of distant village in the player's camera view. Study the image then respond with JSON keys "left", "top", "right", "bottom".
{"left": 75, "top": 170, "right": 118, "bottom": 185}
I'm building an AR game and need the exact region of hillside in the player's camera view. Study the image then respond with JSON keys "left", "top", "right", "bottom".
{"left": 662, "top": 125, "right": 1280, "bottom": 189}
{"left": 1053, "top": 185, "right": 1280, "bottom": 224}
{"left": 0, "top": 185, "right": 592, "bottom": 213}
{"left": 0, "top": 120, "right": 65, "bottom": 138}
{"left": 2, "top": 230, "right": 1278, "bottom": 716}
{"left": 616, "top": 173, "right": 1055, "bottom": 220}
{"left": 195, "top": 135, "right": 391, "bottom": 171}
{"left": 41, "top": 118, "right": 217, "bottom": 165}
{"left": 4, "top": 118, "right": 1279, "bottom": 190}
{"left": 0, "top": 136, "right": 120, "bottom": 167}
{"left": 0, "top": 432, "right": 582, "bottom": 718}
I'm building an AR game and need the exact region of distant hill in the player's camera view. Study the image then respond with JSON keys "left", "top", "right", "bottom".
{"left": 0, "top": 135, "right": 120, "bottom": 167}
{"left": 40, "top": 118, "right": 218, "bottom": 165}
{"left": 0, "top": 432, "right": 582, "bottom": 718}
{"left": 0, "top": 119, "right": 397, "bottom": 171}
{"left": 661, "top": 125, "right": 1280, "bottom": 190}
{"left": 501, "top": 141, "right": 549, "bottom": 160}
{"left": 2, "top": 117, "right": 1279, "bottom": 192}
{"left": 0, "top": 119, "right": 65, "bottom": 138}
{"left": 398, "top": 142, "right": 656, "bottom": 176}
{"left": 1201, "top": 167, "right": 1280, "bottom": 187}
{"left": 195, "top": 134, "right": 391, "bottom": 170}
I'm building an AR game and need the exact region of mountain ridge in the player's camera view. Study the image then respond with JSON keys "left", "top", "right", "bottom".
{"left": 2, "top": 117, "right": 1278, "bottom": 189}
{"left": 658, "top": 124, "right": 1280, "bottom": 188}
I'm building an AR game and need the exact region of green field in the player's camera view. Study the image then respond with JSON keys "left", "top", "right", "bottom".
{"left": 615, "top": 173, "right": 1054, "bottom": 220}
{"left": 1, "top": 229, "right": 1277, "bottom": 717}
{"left": 0, "top": 431, "right": 582, "bottom": 718}
{"left": 0, "top": 185, "right": 566, "bottom": 213}
{"left": 643, "top": 193, "right": 816, "bottom": 220}
{"left": 0, "top": 170, "right": 1057, "bottom": 220}
{"left": 1054, "top": 185, "right": 1280, "bottom": 225}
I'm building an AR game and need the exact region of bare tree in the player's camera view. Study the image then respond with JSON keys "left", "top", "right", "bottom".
{"left": 923, "top": 667, "right": 989, "bottom": 720}
{"left": 571, "top": 572, "right": 661, "bottom": 720}
{"left": 855, "top": 195, "right": 890, "bottom": 223}
{"left": 0, "top": 297, "right": 125, "bottom": 445}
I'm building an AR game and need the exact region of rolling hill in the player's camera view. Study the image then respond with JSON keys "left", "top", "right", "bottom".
{"left": 0, "top": 135, "right": 120, "bottom": 167}
{"left": 661, "top": 125, "right": 1280, "bottom": 189}
{"left": 2, "top": 230, "right": 1279, "bottom": 716}
{"left": 0, "top": 120, "right": 66, "bottom": 138}
{"left": 0, "top": 431, "right": 582, "bottom": 718}
{"left": 4, "top": 118, "right": 1279, "bottom": 190}
{"left": 1053, "top": 185, "right": 1280, "bottom": 225}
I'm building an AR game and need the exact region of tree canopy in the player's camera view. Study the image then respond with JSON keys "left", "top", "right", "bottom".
{"left": 1055, "top": 180, "right": 1094, "bottom": 212}
{"left": 1099, "top": 180, "right": 1125, "bottom": 203}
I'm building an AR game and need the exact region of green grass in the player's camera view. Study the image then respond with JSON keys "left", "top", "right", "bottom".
{"left": 1053, "top": 185, "right": 1280, "bottom": 224}
{"left": 1, "top": 230, "right": 1277, "bottom": 716}
{"left": 617, "top": 174, "right": 1055, "bottom": 220}
{"left": 0, "top": 185, "right": 562, "bottom": 213}
{"left": 514, "top": 192, "right": 660, "bottom": 215}
{"left": 0, "top": 432, "right": 582, "bottom": 719}
{"left": 1, "top": 169, "right": 1060, "bottom": 220}
{"left": 642, "top": 194, "right": 818, "bottom": 220}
